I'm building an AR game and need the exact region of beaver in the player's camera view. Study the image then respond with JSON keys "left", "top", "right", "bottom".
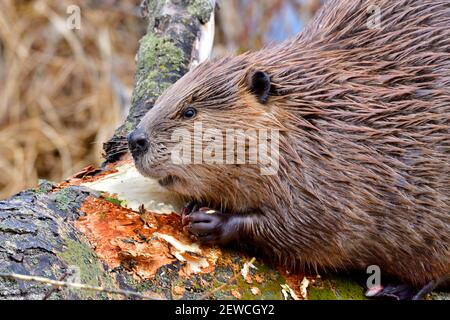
{"left": 128, "top": 0, "right": 450, "bottom": 299}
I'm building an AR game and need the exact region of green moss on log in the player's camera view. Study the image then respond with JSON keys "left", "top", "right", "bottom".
{"left": 308, "top": 275, "right": 367, "bottom": 300}
{"left": 131, "top": 34, "right": 185, "bottom": 105}
{"left": 237, "top": 264, "right": 285, "bottom": 300}
{"left": 58, "top": 238, "right": 116, "bottom": 300}
{"left": 188, "top": 0, "right": 214, "bottom": 23}
{"left": 54, "top": 188, "right": 74, "bottom": 211}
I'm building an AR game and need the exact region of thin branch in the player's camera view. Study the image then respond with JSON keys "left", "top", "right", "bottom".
{"left": 0, "top": 273, "right": 162, "bottom": 300}
{"left": 42, "top": 271, "right": 70, "bottom": 300}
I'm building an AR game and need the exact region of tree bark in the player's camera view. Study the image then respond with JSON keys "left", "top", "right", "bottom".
{"left": 0, "top": 183, "right": 111, "bottom": 299}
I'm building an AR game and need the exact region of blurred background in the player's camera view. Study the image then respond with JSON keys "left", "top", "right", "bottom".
{"left": 0, "top": 0, "right": 322, "bottom": 199}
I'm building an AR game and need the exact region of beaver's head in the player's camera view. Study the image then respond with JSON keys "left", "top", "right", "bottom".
{"left": 128, "top": 56, "right": 283, "bottom": 211}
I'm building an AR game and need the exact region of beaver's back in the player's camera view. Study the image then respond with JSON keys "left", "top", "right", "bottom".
{"left": 251, "top": 0, "right": 450, "bottom": 285}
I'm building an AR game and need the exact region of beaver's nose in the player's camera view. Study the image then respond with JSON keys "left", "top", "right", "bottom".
{"left": 127, "top": 128, "right": 149, "bottom": 155}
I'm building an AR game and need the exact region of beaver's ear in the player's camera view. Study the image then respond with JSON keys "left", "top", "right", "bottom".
{"left": 247, "top": 70, "right": 271, "bottom": 104}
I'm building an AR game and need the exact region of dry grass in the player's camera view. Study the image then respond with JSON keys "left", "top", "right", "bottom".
{"left": 0, "top": 0, "right": 144, "bottom": 198}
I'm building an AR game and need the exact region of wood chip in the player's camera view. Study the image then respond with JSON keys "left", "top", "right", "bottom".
{"left": 231, "top": 289, "right": 241, "bottom": 299}
{"left": 250, "top": 287, "right": 261, "bottom": 296}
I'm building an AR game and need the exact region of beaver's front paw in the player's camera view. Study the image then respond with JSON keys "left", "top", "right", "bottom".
{"left": 181, "top": 201, "right": 209, "bottom": 226}
{"left": 184, "top": 208, "right": 235, "bottom": 244}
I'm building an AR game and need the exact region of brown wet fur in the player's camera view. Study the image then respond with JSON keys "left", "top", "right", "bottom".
{"left": 133, "top": 0, "right": 450, "bottom": 288}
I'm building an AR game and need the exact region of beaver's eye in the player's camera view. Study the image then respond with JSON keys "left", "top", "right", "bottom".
{"left": 182, "top": 107, "right": 197, "bottom": 119}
